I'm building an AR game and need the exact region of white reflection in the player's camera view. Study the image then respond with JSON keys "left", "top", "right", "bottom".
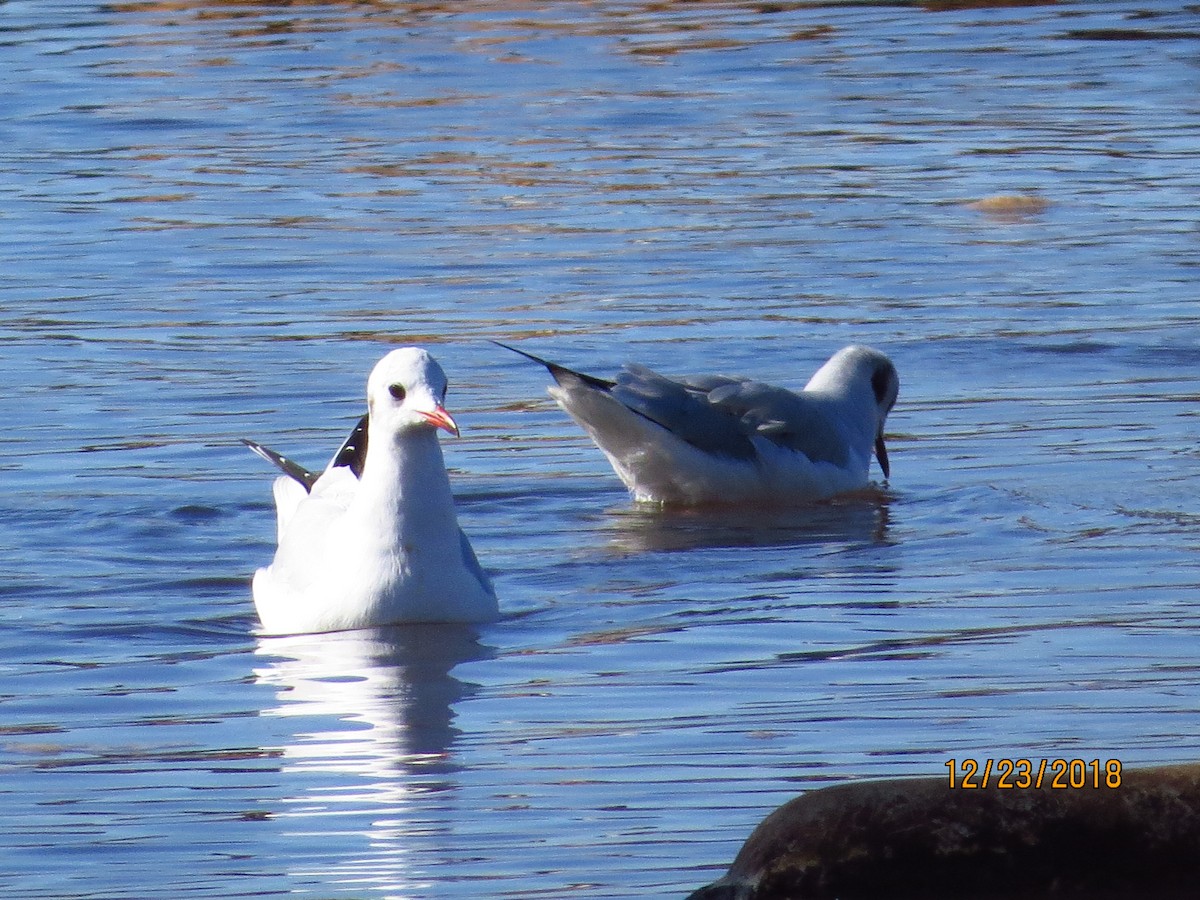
{"left": 255, "top": 624, "right": 492, "bottom": 896}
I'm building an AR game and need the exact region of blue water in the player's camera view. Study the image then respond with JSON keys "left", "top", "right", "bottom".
{"left": 3, "top": 1, "right": 1200, "bottom": 896}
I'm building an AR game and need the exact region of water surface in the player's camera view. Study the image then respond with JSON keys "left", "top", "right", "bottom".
{"left": 3, "top": 1, "right": 1200, "bottom": 897}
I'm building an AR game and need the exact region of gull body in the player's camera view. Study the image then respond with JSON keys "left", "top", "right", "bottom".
{"left": 244, "top": 348, "right": 498, "bottom": 635}
{"left": 500, "top": 343, "right": 898, "bottom": 508}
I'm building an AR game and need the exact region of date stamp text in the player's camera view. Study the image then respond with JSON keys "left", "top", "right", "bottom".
{"left": 945, "top": 758, "right": 1122, "bottom": 790}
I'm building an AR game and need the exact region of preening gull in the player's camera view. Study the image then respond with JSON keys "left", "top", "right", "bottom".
{"left": 243, "top": 347, "right": 498, "bottom": 635}
{"left": 498, "top": 342, "right": 899, "bottom": 507}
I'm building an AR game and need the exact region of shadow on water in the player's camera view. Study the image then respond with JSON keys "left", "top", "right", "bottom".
{"left": 598, "top": 489, "right": 893, "bottom": 554}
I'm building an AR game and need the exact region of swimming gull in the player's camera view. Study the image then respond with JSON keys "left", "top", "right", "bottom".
{"left": 243, "top": 347, "right": 498, "bottom": 634}
{"left": 497, "top": 342, "right": 899, "bottom": 507}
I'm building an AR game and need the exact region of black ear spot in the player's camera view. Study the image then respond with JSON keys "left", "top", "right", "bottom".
{"left": 871, "top": 365, "right": 895, "bottom": 404}
{"left": 388, "top": 384, "right": 407, "bottom": 401}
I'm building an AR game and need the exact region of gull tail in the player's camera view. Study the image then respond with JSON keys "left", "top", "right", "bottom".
{"left": 241, "top": 439, "right": 318, "bottom": 492}
{"left": 492, "top": 340, "right": 615, "bottom": 392}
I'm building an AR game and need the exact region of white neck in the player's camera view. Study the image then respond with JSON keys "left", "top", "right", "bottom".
{"left": 356, "top": 425, "right": 458, "bottom": 542}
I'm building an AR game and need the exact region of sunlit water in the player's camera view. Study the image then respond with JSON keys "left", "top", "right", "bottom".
{"left": 3, "top": 1, "right": 1200, "bottom": 897}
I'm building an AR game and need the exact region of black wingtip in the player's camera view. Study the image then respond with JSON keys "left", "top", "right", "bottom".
{"left": 328, "top": 413, "right": 369, "bottom": 478}
{"left": 491, "top": 340, "right": 615, "bottom": 391}
{"left": 490, "top": 340, "right": 557, "bottom": 371}
{"left": 241, "top": 438, "right": 319, "bottom": 492}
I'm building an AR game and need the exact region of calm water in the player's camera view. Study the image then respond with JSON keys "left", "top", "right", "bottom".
{"left": 3, "top": 0, "right": 1200, "bottom": 896}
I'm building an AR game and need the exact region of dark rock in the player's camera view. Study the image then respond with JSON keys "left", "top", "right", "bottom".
{"left": 688, "top": 763, "right": 1200, "bottom": 899}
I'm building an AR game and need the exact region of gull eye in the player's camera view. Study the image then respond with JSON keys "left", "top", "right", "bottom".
{"left": 388, "top": 384, "right": 406, "bottom": 401}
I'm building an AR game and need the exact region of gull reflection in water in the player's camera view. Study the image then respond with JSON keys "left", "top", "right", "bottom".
{"left": 255, "top": 624, "right": 493, "bottom": 895}
{"left": 601, "top": 490, "right": 893, "bottom": 554}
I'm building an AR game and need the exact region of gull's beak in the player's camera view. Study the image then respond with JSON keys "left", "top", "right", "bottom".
{"left": 418, "top": 403, "right": 460, "bottom": 437}
{"left": 875, "top": 431, "right": 890, "bottom": 480}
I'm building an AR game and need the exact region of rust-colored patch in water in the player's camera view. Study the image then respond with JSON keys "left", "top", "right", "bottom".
{"left": 922, "top": 0, "right": 1058, "bottom": 11}
{"left": 966, "top": 193, "right": 1050, "bottom": 218}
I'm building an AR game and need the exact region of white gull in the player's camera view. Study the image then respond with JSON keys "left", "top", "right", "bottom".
{"left": 498, "top": 342, "right": 899, "bottom": 508}
{"left": 243, "top": 347, "right": 498, "bottom": 635}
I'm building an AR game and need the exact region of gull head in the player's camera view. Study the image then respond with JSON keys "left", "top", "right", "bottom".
{"left": 808, "top": 345, "right": 899, "bottom": 480}
{"left": 864, "top": 349, "right": 899, "bottom": 479}
{"left": 366, "top": 347, "right": 460, "bottom": 437}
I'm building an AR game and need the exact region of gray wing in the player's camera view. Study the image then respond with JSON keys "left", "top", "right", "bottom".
{"left": 612, "top": 364, "right": 757, "bottom": 460}
{"left": 614, "top": 365, "right": 849, "bottom": 468}
{"left": 702, "top": 379, "right": 850, "bottom": 469}
{"left": 497, "top": 341, "right": 756, "bottom": 461}
{"left": 497, "top": 342, "right": 849, "bottom": 468}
